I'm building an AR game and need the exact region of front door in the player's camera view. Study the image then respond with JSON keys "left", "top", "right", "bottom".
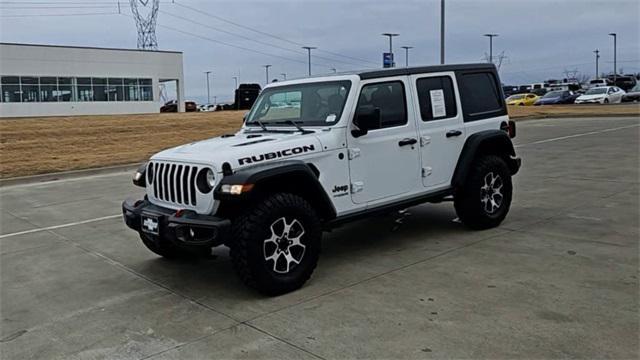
{"left": 409, "top": 72, "right": 465, "bottom": 189}
{"left": 347, "top": 78, "right": 422, "bottom": 204}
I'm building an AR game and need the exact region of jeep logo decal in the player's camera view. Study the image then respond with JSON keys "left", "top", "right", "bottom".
{"left": 332, "top": 185, "right": 349, "bottom": 193}
{"left": 238, "top": 145, "right": 316, "bottom": 165}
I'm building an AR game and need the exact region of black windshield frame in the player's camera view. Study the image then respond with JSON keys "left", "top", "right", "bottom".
{"left": 246, "top": 80, "right": 352, "bottom": 127}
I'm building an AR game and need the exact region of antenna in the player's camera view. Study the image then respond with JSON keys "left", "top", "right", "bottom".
{"left": 130, "top": 0, "right": 160, "bottom": 50}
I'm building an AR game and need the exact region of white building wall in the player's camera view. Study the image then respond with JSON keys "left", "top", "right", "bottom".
{"left": 0, "top": 43, "right": 185, "bottom": 118}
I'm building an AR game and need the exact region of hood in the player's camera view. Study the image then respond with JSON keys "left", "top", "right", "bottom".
{"left": 151, "top": 130, "right": 324, "bottom": 170}
{"left": 577, "top": 94, "right": 605, "bottom": 101}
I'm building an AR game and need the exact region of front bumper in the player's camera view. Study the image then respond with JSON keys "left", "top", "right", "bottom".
{"left": 122, "top": 198, "right": 231, "bottom": 247}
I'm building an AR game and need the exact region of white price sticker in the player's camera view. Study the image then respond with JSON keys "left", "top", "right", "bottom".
{"left": 429, "top": 89, "right": 446, "bottom": 118}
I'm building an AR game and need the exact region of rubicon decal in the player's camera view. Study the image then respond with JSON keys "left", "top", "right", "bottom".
{"left": 238, "top": 145, "right": 316, "bottom": 165}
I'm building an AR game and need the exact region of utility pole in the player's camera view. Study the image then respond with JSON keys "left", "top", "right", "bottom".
{"left": 280, "top": 73, "right": 287, "bottom": 80}
{"left": 382, "top": 33, "right": 399, "bottom": 67}
{"left": 262, "top": 65, "right": 272, "bottom": 85}
{"left": 213, "top": 96, "right": 217, "bottom": 105}
{"left": 593, "top": 49, "right": 600, "bottom": 79}
{"left": 483, "top": 34, "right": 498, "bottom": 64}
{"left": 440, "top": 0, "right": 445, "bottom": 64}
{"left": 302, "top": 46, "right": 316, "bottom": 76}
{"left": 204, "top": 71, "right": 212, "bottom": 105}
{"left": 401, "top": 46, "right": 413, "bottom": 67}
{"left": 608, "top": 32, "right": 617, "bottom": 83}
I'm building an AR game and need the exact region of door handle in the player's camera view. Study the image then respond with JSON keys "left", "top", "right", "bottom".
{"left": 446, "top": 130, "right": 462, "bottom": 138}
{"left": 398, "top": 138, "right": 418, "bottom": 147}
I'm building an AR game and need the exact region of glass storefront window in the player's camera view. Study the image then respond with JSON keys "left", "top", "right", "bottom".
{"left": 0, "top": 76, "right": 156, "bottom": 103}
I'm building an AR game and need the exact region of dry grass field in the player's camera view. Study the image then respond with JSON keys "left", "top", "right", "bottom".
{"left": 1, "top": 104, "right": 638, "bottom": 179}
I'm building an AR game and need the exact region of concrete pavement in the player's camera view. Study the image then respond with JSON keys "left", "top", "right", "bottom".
{"left": 1, "top": 117, "right": 638, "bottom": 359}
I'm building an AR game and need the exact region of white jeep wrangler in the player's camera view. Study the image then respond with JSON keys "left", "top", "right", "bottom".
{"left": 123, "top": 63, "right": 520, "bottom": 295}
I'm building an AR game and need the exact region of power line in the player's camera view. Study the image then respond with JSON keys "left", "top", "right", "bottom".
{"left": 1, "top": 11, "right": 119, "bottom": 17}
{"left": 172, "top": 1, "right": 377, "bottom": 67}
{"left": 119, "top": 13, "right": 310, "bottom": 65}
{"left": 157, "top": 9, "right": 361, "bottom": 68}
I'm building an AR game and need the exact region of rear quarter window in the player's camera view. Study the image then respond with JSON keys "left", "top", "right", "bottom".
{"left": 457, "top": 71, "right": 506, "bottom": 122}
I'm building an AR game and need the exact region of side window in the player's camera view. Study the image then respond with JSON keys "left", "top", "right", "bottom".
{"left": 356, "top": 81, "right": 407, "bottom": 129}
{"left": 458, "top": 72, "right": 504, "bottom": 121}
{"left": 416, "top": 76, "right": 457, "bottom": 121}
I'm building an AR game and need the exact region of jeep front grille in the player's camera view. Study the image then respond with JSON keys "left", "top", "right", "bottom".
{"left": 149, "top": 161, "right": 198, "bottom": 206}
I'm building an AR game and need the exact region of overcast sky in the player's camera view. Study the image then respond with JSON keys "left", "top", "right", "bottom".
{"left": 1, "top": 0, "right": 639, "bottom": 104}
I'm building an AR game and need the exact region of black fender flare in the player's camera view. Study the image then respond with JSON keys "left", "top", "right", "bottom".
{"left": 451, "top": 130, "right": 520, "bottom": 188}
{"left": 214, "top": 160, "right": 337, "bottom": 220}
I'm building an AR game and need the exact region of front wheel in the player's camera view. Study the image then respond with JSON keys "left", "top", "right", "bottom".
{"left": 454, "top": 155, "right": 513, "bottom": 230}
{"left": 229, "top": 193, "right": 321, "bottom": 295}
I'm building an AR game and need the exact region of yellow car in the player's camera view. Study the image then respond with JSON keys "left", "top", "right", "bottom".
{"left": 506, "top": 93, "right": 539, "bottom": 106}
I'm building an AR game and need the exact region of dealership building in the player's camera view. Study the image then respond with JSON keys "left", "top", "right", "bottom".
{"left": 0, "top": 43, "right": 185, "bottom": 118}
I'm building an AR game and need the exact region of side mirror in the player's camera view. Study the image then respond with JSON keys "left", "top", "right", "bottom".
{"left": 352, "top": 107, "right": 381, "bottom": 138}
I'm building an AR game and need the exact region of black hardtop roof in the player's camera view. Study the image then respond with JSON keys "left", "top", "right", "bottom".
{"left": 357, "top": 63, "right": 496, "bottom": 80}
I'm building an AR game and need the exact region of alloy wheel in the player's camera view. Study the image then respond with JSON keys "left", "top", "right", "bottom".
{"left": 480, "top": 172, "right": 504, "bottom": 214}
{"left": 263, "top": 217, "right": 306, "bottom": 274}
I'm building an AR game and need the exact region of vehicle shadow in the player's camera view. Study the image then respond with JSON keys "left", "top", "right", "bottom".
{"left": 127, "top": 203, "right": 496, "bottom": 318}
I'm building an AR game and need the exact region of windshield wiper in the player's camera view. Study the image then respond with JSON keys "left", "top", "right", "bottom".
{"left": 249, "top": 119, "right": 268, "bottom": 131}
{"left": 279, "top": 120, "right": 308, "bottom": 133}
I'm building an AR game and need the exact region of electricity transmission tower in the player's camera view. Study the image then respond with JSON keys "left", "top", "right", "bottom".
{"left": 482, "top": 51, "right": 508, "bottom": 71}
{"left": 130, "top": 0, "right": 159, "bottom": 50}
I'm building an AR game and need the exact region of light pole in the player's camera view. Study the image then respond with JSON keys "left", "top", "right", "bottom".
{"left": 281, "top": 73, "right": 287, "bottom": 80}
{"left": 483, "top": 34, "right": 498, "bottom": 64}
{"left": 608, "top": 32, "right": 617, "bottom": 83}
{"left": 401, "top": 46, "right": 413, "bottom": 67}
{"left": 232, "top": 76, "right": 239, "bottom": 110}
{"left": 382, "top": 33, "right": 399, "bottom": 67}
{"left": 594, "top": 49, "right": 600, "bottom": 79}
{"left": 302, "top": 46, "right": 316, "bottom": 76}
{"left": 263, "top": 65, "right": 272, "bottom": 85}
{"left": 204, "top": 71, "right": 212, "bottom": 105}
{"left": 440, "top": 0, "right": 445, "bottom": 64}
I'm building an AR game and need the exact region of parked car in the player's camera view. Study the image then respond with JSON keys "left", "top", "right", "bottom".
{"left": 502, "top": 85, "right": 519, "bottom": 97}
{"left": 198, "top": 104, "right": 217, "bottom": 112}
{"left": 607, "top": 75, "right": 637, "bottom": 92}
{"left": 530, "top": 88, "right": 548, "bottom": 96}
{"left": 160, "top": 100, "right": 198, "bottom": 112}
{"left": 575, "top": 86, "right": 625, "bottom": 104}
{"left": 622, "top": 83, "right": 640, "bottom": 102}
{"left": 534, "top": 90, "right": 579, "bottom": 105}
{"left": 506, "top": 93, "right": 539, "bottom": 106}
{"left": 588, "top": 79, "right": 610, "bottom": 88}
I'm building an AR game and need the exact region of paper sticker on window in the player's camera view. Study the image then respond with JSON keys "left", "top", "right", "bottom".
{"left": 326, "top": 114, "right": 337, "bottom": 122}
{"left": 429, "top": 89, "right": 446, "bottom": 118}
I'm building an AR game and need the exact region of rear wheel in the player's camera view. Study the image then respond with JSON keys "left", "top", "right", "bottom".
{"left": 230, "top": 193, "right": 321, "bottom": 295}
{"left": 454, "top": 155, "right": 513, "bottom": 230}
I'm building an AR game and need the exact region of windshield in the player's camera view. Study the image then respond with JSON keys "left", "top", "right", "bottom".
{"left": 246, "top": 80, "right": 352, "bottom": 127}
{"left": 543, "top": 91, "right": 565, "bottom": 98}
{"left": 585, "top": 88, "right": 607, "bottom": 95}
{"left": 507, "top": 95, "right": 524, "bottom": 100}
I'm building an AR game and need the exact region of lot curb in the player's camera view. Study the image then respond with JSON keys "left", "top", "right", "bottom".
{"left": 0, "top": 163, "right": 141, "bottom": 187}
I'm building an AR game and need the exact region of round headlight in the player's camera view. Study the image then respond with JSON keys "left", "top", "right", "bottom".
{"left": 206, "top": 168, "right": 215, "bottom": 187}
{"left": 196, "top": 168, "right": 215, "bottom": 193}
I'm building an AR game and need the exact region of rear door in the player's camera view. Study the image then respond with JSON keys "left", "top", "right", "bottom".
{"left": 409, "top": 72, "right": 465, "bottom": 189}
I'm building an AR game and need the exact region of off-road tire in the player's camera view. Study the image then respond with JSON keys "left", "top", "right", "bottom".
{"left": 140, "top": 234, "right": 209, "bottom": 259}
{"left": 454, "top": 155, "right": 512, "bottom": 230}
{"left": 229, "top": 193, "right": 321, "bottom": 296}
